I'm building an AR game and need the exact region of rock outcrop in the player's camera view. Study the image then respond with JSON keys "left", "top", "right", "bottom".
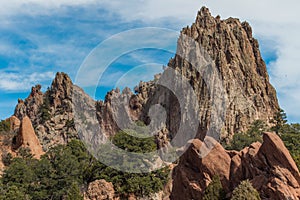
{"left": 0, "top": 117, "right": 20, "bottom": 173}
{"left": 12, "top": 6, "right": 280, "bottom": 148}
{"left": 7, "top": 116, "right": 20, "bottom": 131}
{"left": 171, "top": 132, "right": 300, "bottom": 200}
{"left": 14, "top": 72, "right": 78, "bottom": 151}
{"left": 6, "top": 6, "right": 293, "bottom": 200}
{"left": 14, "top": 85, "right": 44, "bottom": 121}
{"left": 84, "top": 179, "right": 117, "bottom": 200}
{"left": 13, "top": 116, "right": 44, "bottom": 159}
{"left": 91, "top": 6, "right": 281, "bottom": 146}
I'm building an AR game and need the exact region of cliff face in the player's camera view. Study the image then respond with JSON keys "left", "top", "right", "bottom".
{"left": 167, "top": 7, "right": 279, "bottom": 139}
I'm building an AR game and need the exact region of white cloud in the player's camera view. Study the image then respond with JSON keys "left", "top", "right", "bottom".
{"left": 0, "top": 71, "right": 55, "bottom": 91}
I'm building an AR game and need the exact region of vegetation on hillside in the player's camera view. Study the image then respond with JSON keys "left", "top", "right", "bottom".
{"left": 0, "top": 130, "right": 169, "bottom": 199}
{"left": 112, "top": 129, "right": 156, "bottom": 153}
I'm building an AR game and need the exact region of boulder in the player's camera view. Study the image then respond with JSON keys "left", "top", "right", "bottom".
{"left": 84, "top": 179, "right": 117, "bottom": 200}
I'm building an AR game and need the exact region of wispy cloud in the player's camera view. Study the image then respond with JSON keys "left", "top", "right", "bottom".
{"left": 0, "top": 71, "right": 54, "bottom": 91}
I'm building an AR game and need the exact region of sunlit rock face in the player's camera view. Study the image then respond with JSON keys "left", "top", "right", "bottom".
{"left": 171, "top": 132, "right": 300, "bottom": 200}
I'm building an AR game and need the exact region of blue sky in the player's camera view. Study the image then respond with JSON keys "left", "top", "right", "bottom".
{"left": 0, "top": 1, "right": 299, "bottom": 123}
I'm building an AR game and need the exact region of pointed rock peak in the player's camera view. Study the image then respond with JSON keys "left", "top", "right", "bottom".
{"left": 197, "top": 6, "right": 212, "bottom": 18}
{"left": 241, "top": 21, "right": 253, "bottom": 39}
{"left": 29, "top": 84, "right": 43, "bottom": 99}
{"left": 122, "top": 87, "right": 132, "bottom": 95}
{"left": 50, "top": 72, "right": 73, "bottom": 96}
{"left": 195, "top": 6, "right": 216, "bottom": 29}
{"left": 51, "top": 72, "right": 73, "bottom": 89}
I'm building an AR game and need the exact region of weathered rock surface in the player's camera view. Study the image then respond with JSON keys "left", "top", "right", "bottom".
{"left": 171, "top": 132, "right": 300, "bottom": 200}
{"left": 84, "top": 179, "right": 117, "bottom": 200}
{"left": 12, "top": 7, "right": 280, "bottom": 150}
{"left": 14, "top": 85, "right": 44, "bottom": 121}
{"left": 13, "top": 116, "right": 44, "bottom": 159}
{"left": 13, "top": 72, "right": 78, "bottom": 151}
{"left": 166, "top": 7, "right": 279, "bottom": 140}
{"left": 0, "top": 117, "right": 19, "bottom": 173}
{"left": 7, "top": 116, "right": 20, "bottom": 131}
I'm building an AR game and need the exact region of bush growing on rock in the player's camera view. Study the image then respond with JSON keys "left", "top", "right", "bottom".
{"left": 203, "top": 175, "right": 226, "bottom": 200}
{"left": 224, "top": 120, "right": 265, "bottom": 151}
{"left": 0, "top": 120, "right": 10, "bottom": 133}
{"left": 231, "top": 180, "right": 260, "bottom": 200}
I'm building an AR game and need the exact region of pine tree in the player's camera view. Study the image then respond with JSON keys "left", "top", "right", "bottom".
{"left": 270, "top": 109, "right": 287, "bottom": 134}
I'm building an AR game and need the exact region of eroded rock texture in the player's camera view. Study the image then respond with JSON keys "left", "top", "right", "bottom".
{"left": 171, "top": 132, "right": 300, "bottom": 200}
{"left": 166, "top": 7, "right": 279, "bottom": 140}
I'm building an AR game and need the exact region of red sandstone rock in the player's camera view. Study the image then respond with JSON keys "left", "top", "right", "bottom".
{"left": 15, "top": 116, "right": 44, "bottom": 159}
{"left": 171, "top": 132, "right": 300, "bottom": 200}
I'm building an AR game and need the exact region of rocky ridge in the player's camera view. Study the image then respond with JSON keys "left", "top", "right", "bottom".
{"left": 171, "top": 132, "right": 300, "bottom": 200}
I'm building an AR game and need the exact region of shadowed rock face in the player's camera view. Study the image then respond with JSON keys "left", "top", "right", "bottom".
{"left": 171, "top": 132, "right": 300, "bottom": 200}
{"left": 14, "top": 85, "right": 44, "bottom": 122}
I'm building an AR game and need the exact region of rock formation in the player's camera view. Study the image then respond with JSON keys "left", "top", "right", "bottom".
{"left": 14, "top": 72, "right": 78, "bottom": 151}
{"left": 171, "top": 132, "right": 300, "bottom": 200}
{"left": 87, "top": 6, "right": 281, "bottom": 146}
{"left": 7, "top": 116, "right": 20, "bottom": 131}
{"left": 13, "top": 116, "right": 44, "bottom": 159}
{"left": 5, "top": 6, "right": 295, "bottom": 200}
{"left": 166, "top": 7, "right": 279, "bottom": 140}
{"left": 14, "top": 85, "right": 44, "bottom": 121}
{"left": 84, "top": 179, "right": 117, "bottom": 200}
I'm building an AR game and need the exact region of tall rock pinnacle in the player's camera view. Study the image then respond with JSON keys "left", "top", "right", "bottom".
{"left": 167, "top": 6, "right": 279, "bottom": 139}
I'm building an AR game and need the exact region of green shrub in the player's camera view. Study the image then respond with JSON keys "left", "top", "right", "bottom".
{"left": 231, "top": 180, "right": 260, "bottom": 200}
{"left": 40, "top": 91, "right": 51, "bottom": 123}
{"left": 203, "top": 175, "right": 226, "bottom": 200}
{"left": 270, "top": 109, "right": 287, "bottom": 134}
{"left": 280, "top": 123, "right": 300, "bottom": 170}
{"left": 0, "top": 120, "right": 10, "bottom": 132}
{"left": 224, "top": 120, "right": 265, "bottom": 151}
{"left": 1, "top": 152, "right": 13, "bottom": 166}
{"left": 112, "top": 129, "right": 156, "bottom": 153}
